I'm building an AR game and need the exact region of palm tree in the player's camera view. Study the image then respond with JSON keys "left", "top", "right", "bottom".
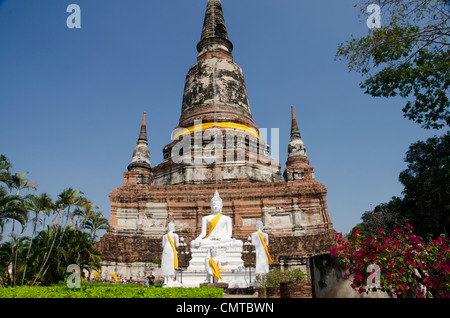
{"left": 83, "top": 211, "right": 110, "bottom": 243}
{"left": 5, "top": 171, "right": 37, "bottom": 287}
{"left": 72, "top": 197, "right": 97, "bottom": 230}
{"left": 55, "top": 188, "right": 84, "bottom": 250}
{"left": 31, "top": 188, "right": 83, "bottom": 286}
{"left": 21, "top": 193, "right": 53, "bottom": 285}
{"left": 0, "top": 155, "right": 11, "bottom": 186}
{"left": 29, "top": 227, "right": 102, "bottom": 284}
{"left": 59, "top": 228, "right": 102, "bottom": 280}
{"left": 29, "top": 226, "right": 55, "bottom": 286}
{"left": 0, "top": 188, "right": 23, "bottom": 242}
{"left": 0, "top": 155, "right": 12, "bottom": 242}
{"left": 0, "top": 159, "right": 31, "bottom": 237}
{"left": 56, "top": 188, "right": 83, "bottom": 228}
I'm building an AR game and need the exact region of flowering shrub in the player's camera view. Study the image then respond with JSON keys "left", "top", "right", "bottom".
{"left": 331, "top": 225, "right": 450, "bottom": 298}
{"left": 256, "top": 268, "right": 307, "bottom": 288}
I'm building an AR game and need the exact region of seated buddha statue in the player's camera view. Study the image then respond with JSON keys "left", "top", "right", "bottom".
{"left": 191, "top": 190, "right": 243, "bottom": 249}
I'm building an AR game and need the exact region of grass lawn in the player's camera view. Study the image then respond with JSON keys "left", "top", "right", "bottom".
{"left": 0, "top": 283, "right": 223, "bottom": 298}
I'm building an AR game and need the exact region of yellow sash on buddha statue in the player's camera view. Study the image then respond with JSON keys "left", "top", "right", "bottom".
{"left": 257, "top": 231, "right": 273, "bottom": 264}
{"left": 167, "top": 234, "right": 178, "bottom": 270}
{"left": 204, "top": 213, "right": 222, "bottom": 239}
{"left": 209, "top": 258, "right": 224, "bottom": 281}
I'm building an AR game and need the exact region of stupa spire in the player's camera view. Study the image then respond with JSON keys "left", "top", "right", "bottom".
{"left": 287, "top": 106, "right": 306, "bottom": 159}
{"left": 152, "top": 0, "right": 282, "bottom": 185}
{"left": 138, "top": 112, "right": 148, "bottom": 144}
{"left": 284, "top": 106, "right": 314, "bottom": 181}
{"left": 197, "top": 0, "right": 233, "bottom": 54}
{"left": 290, "top": 106, "right": 301, "bottom": 140}
{"left": 128, "top": 112, "right": 151, "bottom": 172}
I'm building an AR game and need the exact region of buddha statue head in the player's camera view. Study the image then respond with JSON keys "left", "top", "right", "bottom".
{"left": 211, "top": 190, "right": 223, "bottom": 215}
{"left": 256, "top": 220, "right": 264, "bottom": 231}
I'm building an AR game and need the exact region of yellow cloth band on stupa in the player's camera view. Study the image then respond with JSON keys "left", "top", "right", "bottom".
{"left": 173, "top": 122, "right": 259, "bottom": 140}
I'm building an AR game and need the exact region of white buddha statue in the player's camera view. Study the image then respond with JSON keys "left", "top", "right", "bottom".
{"left": 205, "top": 247, "right": 224, "bottom": 283}
{"left": 191, "top": 190, "right": 242, "bottom": 248}
{"left": 161, "top": 222, "right": 181, "bottom": 287}
{"left": 251, "top": 220, "right": 273, "bottom": 275}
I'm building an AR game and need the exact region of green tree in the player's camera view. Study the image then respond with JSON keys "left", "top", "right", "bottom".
{"left": 0, "top": 168, "right": 35, "bottom": 287}
{"left": 0, "top": 237, "right": 30, "bottom": 287}
{"left": 56, "top": 188, "right": 83, "bottom": 229}
{"left": 72, "top": 197, "right": 96, "bottom": 230}
{"left": 0, "top": 188, "right": 22, "bottom": 242}
{"left": 30, "top": 227, "right": 102, "bottom": 284}
{"left": 397, "top": 131, "right": 450, "bottom": 236}
{"left": 337, "top": 0, "right": 449, "bottom": 129}
{"left": 350, "top": 205, "right": 410, "bottom": 238}
{"left": 71, "top": 197, "right": 110, "bottom": 242}
{"left": 369, "top": 132, "right": 450, "bottom": 238}
{"left": 1, "top": 226, "right": 103, "bottom": 286}
{"left": 83, "top": 211, "right": 110, "bottom": 243}
{"left": 0, "top": 155, "right": 108, "bottom": 286}
{"left": 0, "top": 155, "right": 11, "bottom": 185}
{"left": 32, "top": 188, "right": 84, "bottom": 286}
{"left": 0, "top": 155, "right": 15, "bottom": 241}
{"left": 21, "top": 193, "right": 54, "bottom": 285}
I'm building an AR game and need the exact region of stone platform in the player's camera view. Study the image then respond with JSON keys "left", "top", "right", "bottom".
{"left": 177, "top": 267, "right": 256, "bottom": 288}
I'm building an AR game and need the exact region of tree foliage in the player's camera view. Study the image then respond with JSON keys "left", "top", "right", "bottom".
{"left": 369, "top": 132, "right": 450, "bottom": 238}
{"left": 351, "top": 132, "right": 449, "bottom": 239}
{"left": 0, "top": 154, "right": 110, "bottom": 287}
{"left": 351, "top": 206, "right": 411, "bottom": 238}
{"left": 337, "top": 0, "right": 449, "bottom": 129}
{"left": 398, "top": 131, "right": 450, "bottom": 235}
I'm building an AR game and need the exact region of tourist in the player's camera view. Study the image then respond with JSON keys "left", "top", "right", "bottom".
{"left": 148, "top": 272, "right": 155, "bottom": 287}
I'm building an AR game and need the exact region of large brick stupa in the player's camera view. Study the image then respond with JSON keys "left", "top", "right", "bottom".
{"left": 97, "top": 0, "right": 337, "bottom": 280}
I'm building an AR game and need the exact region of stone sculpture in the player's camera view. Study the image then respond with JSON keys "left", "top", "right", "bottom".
{"left": 251, "top": 221, "right": 273, "bottom": 275}
{"left": 205, "top": 247, "right": 224, "bottom": 283}
{"left": 191, "top": 190, "right": 242, "bottom": 248}
{"left": 183, "top": 190, "right": 246, "bottom": 287}
{"left": 161, "top": 222, "right": 181, "bottom": 287}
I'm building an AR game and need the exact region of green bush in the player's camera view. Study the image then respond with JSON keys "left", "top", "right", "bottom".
{"left": 256, "top": 268, "right": 307, "bottom": 288}
{"left": 0, "top": 283, "right": 223, "bottom": 298}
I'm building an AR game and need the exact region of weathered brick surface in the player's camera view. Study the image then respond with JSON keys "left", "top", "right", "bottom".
{"left": 280, "top": 280, "right": 313, "bottom": 298}
{"left": 96, "top": 234, "right": 162, "bottom": 264}
{"left": 97, "top": 231, "right": 336, "bottom": 267}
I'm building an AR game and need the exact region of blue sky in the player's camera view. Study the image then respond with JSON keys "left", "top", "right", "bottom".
{"left": 0, "top": 0, "right": 440, "bottom": 237}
